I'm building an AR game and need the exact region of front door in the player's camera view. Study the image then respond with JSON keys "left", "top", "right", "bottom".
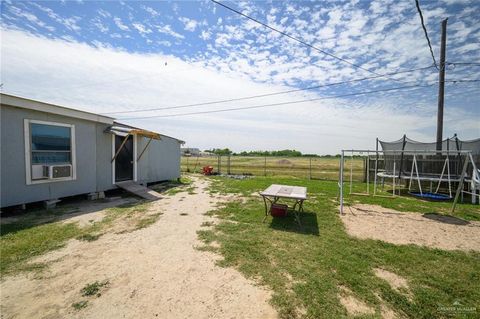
{"left": 115, "top": 135, "right": 134, "bottom": 182}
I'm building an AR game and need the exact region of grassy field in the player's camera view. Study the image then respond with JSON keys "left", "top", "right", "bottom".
{"left": 182, "top": 156, "right": 365, "bottom": 181}
{"left": 200, "top": 175, "right": 480, "bottom": 318}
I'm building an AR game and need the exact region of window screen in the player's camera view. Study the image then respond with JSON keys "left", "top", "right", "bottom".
{"left": 31, "top": 123, "right": 72, "bottom": 164}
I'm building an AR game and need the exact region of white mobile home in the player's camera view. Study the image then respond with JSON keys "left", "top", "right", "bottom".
{"left": 0, "top": 94, "right": 183, "bottom": 208}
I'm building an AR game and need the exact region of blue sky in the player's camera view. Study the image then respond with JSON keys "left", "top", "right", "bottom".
{"left": 1, "top": 0, "right": 479, "bottom": 153}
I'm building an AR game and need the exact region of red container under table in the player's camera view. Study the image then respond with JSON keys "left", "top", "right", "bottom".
{"left": 270, "top": 203, "right": 288, "bottom": 217}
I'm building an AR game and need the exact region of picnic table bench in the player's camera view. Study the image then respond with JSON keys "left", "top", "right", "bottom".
{"left": 259, "top": 184, "right": 307, "bottom": 225}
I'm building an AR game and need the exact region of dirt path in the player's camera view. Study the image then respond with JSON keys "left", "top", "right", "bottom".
{"left": 1, "top": 177, "right": 277, "bottom": 319}
{"left": 341, "top": 204, "right": 480, "bottom": 252}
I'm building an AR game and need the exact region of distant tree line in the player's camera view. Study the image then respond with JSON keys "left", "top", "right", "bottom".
{"left": 203, "top": 148, "right": 342, "bottom": 157}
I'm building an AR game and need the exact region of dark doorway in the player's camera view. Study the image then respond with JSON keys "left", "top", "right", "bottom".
{"left": 115, "top": 135, "right": 133, "bottom": 182}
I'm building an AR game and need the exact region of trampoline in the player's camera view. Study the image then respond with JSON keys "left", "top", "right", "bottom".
{"left": 338, "top": 134, "right": 480, "bottom": 214}
{"left": 409, "top": 192, "right": 451, "bottom": 201}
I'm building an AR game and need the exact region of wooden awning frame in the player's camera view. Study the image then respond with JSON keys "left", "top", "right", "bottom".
{"left": 107, "top": 126, "right": 161, "bottom": 163}
{"left": 137, "top": 137, "right": 153, "bottom": 161}
{"left": 111, "top": 134, "right": 130, "bottom": 163}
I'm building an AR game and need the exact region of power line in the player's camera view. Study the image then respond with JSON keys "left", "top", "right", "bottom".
{"left": 415, "top": 0, "right": 439, "bottom": 70}
{"left": 211, "top": 0, "right": 407, "bottom": 82}
{"left": 445, "top": 79, "right": 480, "bottom": 83}
{"left": 118, "top": 83, "right": 436, "bottom": 120}
{"left": 102, "top": 65, "right": 434, "bottom": 115}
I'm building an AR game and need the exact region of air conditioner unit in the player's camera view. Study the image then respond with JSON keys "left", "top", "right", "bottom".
{"left": 31, "top": 164, "right": 50, "bottom": 179}
{"left": 49, "top": 164, "right": 73, "bottom": 179}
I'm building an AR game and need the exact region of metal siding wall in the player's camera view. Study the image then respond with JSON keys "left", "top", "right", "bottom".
{"left": 137, "top": 136, "right": 181, "bottom": 183}
{"left": 0, "top": 105, "right": 106, "bottom": 207}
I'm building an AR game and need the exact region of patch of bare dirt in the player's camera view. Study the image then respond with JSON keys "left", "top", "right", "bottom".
{"left": 374, "top": 268, "right": 412, "bottom": 303}
{"left": 374, "top": 268, "right": 409, "bottom": 292}
{"left": 276, "top": 159, "right": 292, "bottom": 165}
{"left": 375, "top": 293, "right": 403, "bottom": 319}
{"left": 340, "top": 204, "right": 480, "bottom": 252}
{"left": 338, "top": 286, "right": 375, "bottom": 316}
{"left": 1, "top": 177, "right": 277, "bottom": 319}
{"left": 63, "top": 197, "right": 137, "bottom": 227}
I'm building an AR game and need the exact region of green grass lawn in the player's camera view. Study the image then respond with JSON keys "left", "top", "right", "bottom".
{"left": 201, "top": 176, "right": 480, "bottom": 318}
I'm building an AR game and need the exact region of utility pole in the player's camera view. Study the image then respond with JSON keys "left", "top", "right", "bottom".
{"left": 436, "top": 18, "right": 448, "bottom": 151}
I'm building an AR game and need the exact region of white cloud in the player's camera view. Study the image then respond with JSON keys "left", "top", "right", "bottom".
{"left": 7, "top": 5, "right": 55, "bottom": 31}
{"left": 142, "top": 5, "right": 159, "bottom": 17}
{"left": 132, "top": 22, "right": 152, "bottom": 34}
{"left": 156, "top": 24, "right": 185, "bottom": 39}
{"left": 61, "top": 16, "right": 81, "bottom": 32}
{"left": 179, "top": 17, "right": 199, "bottom": 32}
{"left": 200, "top": 30, "right": 211, "bottom": 40}
{"left": 113, "top": 17, "right": 129, "bottom": 31}
{"left": 157, "top": 40, "right": 172, "bottom": 47}
{"left": 92, "top": 19, "right": 108, "bottom": 33}
{"left": 31, "top": 3, "right": 80, "bottom": 32}
{"left": 97, "top": 9, "right": 111, "bottom": 18}
{"left": 2, "top": 28, "right": 477, "bottom": 154}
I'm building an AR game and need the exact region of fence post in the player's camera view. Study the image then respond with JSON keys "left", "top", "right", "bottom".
{"left": 227, "top": 155, "right": 231, "bottom": 175}
{"left": 264, "top": 156, "right": 267, "bottom": 176}
{"left": 186, "top": 156, "right": 189, "bottom": 172}
{"left": 363, "top": 157, "right": 367, "bottom": 182}
{"left": 309, "top": 157, "right": 312, "bottom": 180}
{"left": 217, "top": 155, "right": 221, "bottom": 175}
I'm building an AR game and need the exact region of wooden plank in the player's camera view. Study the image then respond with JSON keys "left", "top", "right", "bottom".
{"left": 116, "top": 181, "right": 162, "bottom": 200}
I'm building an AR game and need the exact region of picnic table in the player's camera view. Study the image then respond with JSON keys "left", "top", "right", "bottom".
{"left": 259, "top": 184, "right": 307, "bottom": 225}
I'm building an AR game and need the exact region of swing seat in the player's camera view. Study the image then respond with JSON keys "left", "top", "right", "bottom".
{"left": 409, "top": 192, "right": 451, "bottom": 201}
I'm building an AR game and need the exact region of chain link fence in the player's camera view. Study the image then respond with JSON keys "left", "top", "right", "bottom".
{"left": 181, "top": 155, "right": 365, "bottom": 181}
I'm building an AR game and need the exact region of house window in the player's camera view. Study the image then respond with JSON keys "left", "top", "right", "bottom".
{"left": 31, "top": 123, "right": 72, "bottom": 164}
{"left": 24, "top": 119, "right": 76, "bottom": 184}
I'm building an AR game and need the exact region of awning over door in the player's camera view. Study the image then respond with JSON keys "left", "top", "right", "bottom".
{"left": 105, "top": 125, "right": 161, "bottom": 140}
{"left": 105, "top": 125, "right": 161, "bottom": 162}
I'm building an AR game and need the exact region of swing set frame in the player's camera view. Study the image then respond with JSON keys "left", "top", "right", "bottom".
{"left": 338, "top": 149, "right": 479, "bottom": 214}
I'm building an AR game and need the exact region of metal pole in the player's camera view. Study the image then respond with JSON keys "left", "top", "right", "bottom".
{"left": 393, "top": 161, "right": 396, "bottom": 196}
{"left": 436, "top": 18, "right": 448, "bottom": 151}
{"left": 309, "top": 157, "right": 312, "bottom": 180}
{"left": 340, "top": 150, "right": 344, "bottom": 214}
{"left": 367, "top": 156, "right": 370, "bottom": 194}
{"left": 451, "top": 155, "right": 469, "bottom": 213}
{"left": 398, "top": 134, "right": 407, "bottom": 180}
{"left": 264, "top": 156, "right": 267, "bottom": 176}
{"left": 227, "top": 155, "right": 231, "bottom": 175}
{"left": 374, "top": 138, "right": 378, "bottom": 195}
{"left": 413, "top": 155, "right": 423, "bottom": 195}
{"left": 349, "top": 152, "right": 353, "bottom": 194}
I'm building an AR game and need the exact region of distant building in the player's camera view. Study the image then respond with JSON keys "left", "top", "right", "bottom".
{"left": 181, "top": 148, "right": 200, "bottom": 156}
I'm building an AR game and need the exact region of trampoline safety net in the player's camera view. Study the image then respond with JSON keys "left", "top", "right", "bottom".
{"left": 378, "top": 135, "right": 480, "bottom": 180}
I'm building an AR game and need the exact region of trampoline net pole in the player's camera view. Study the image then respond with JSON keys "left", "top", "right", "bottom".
{"left": 447, "top": 156, "right": 452, "bottom": 198}
{"left": 367, "top": 156, "right": 370, "bottom": 195}
{"left": 393, "top": 161, "right": 396, "bottom": 196}
{"left": 374, "top": 149, "right": 379, "bottom": 196}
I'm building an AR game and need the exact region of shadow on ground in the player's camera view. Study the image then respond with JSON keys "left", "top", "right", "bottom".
{"left": 422, "top": 213, "right": 470, "bottom": 225}
{"left": 269, "top": 210, "right": 319, "bottom": 235}
{"left": 0, "top": 197, "right": 138, "bottom": 237}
